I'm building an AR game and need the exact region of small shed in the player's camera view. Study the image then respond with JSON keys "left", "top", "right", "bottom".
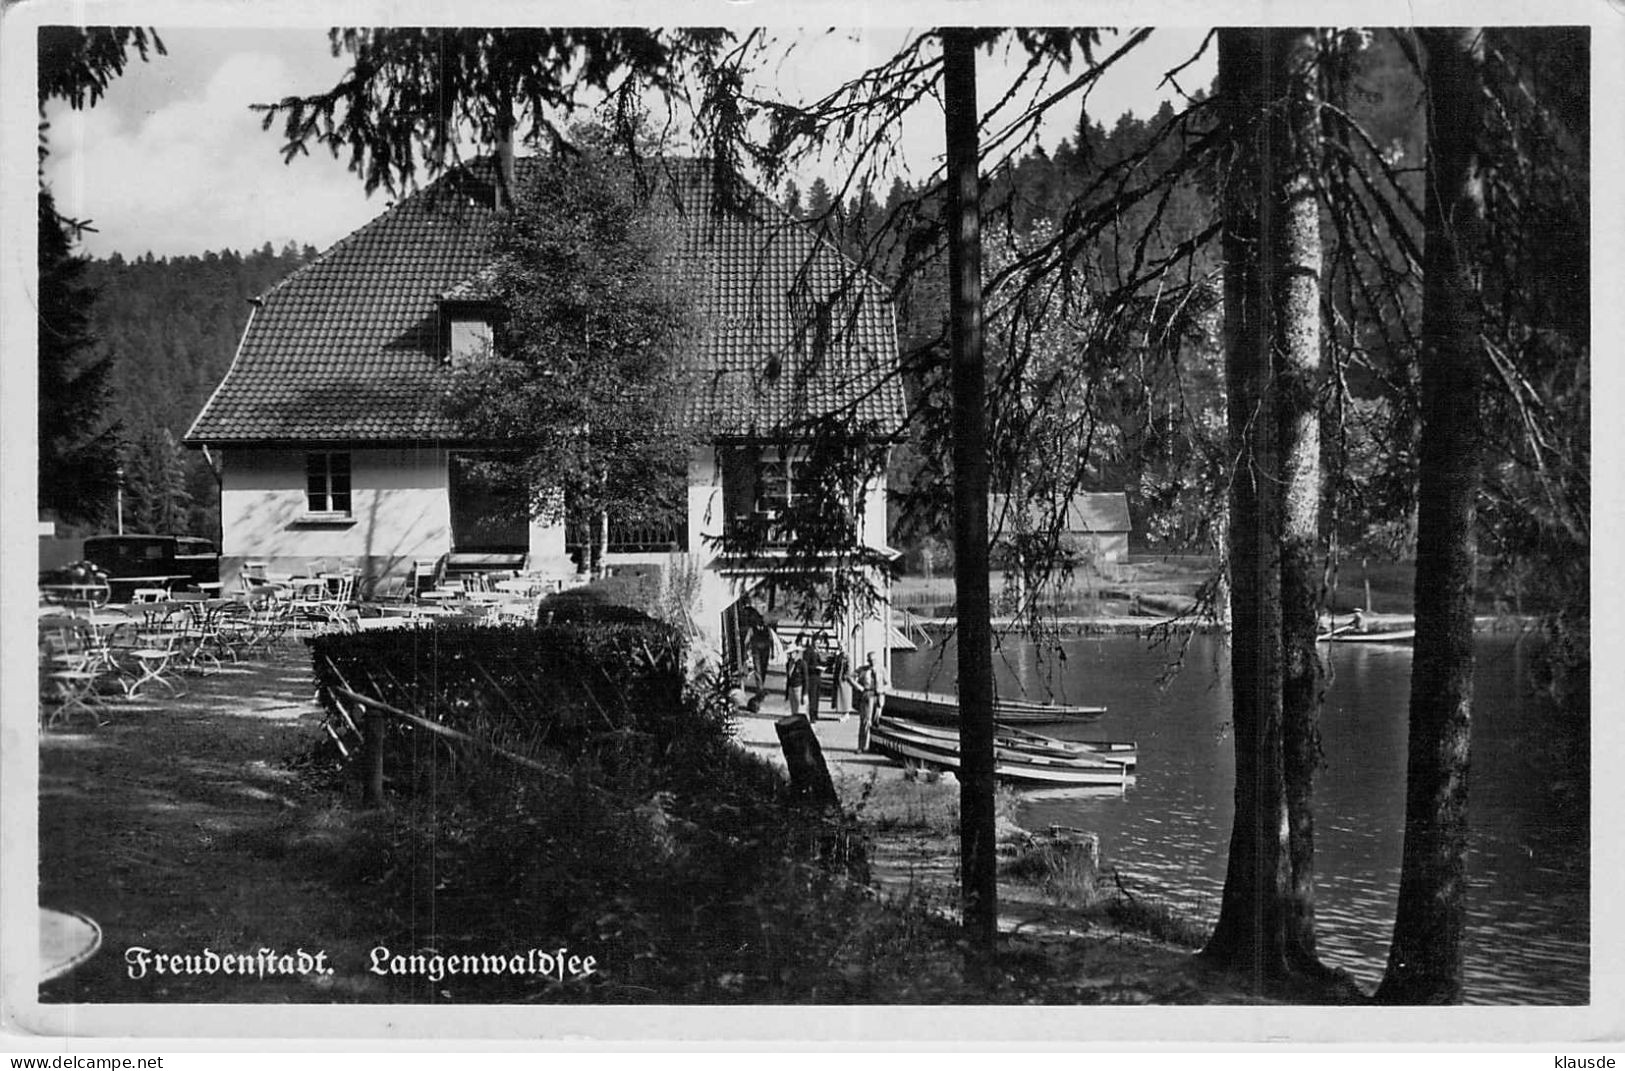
{"left": 990, "top": 491, "right": 1133, "bottom": 564}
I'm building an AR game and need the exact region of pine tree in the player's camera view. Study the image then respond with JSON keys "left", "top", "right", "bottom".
{"left": 37, "top": 189, "right": 119, "bottom": 527}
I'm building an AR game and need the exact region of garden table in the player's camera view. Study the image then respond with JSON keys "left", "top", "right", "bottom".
{"left": 106, "top": 574, "right": 190, "bottom": 603}
{"left": 39, "top": 908, "right": 101, "bottom": 983}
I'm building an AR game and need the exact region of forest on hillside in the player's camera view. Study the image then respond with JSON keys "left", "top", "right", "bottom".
{"left": 777, "top": 31, "right": 1580, "bottom": 619}
{"left": 787, "top": 95, "right": 1233, "bottom": 561}
{"left": 54, "top": 241, "right": 317, "bottom": 540}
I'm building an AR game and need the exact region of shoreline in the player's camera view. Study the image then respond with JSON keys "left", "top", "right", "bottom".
{"left": 727, "top": 692, "right": 1191, "bottom": 946}
{"left": 898, "top": 610, "right": 1546, "bottom": 637}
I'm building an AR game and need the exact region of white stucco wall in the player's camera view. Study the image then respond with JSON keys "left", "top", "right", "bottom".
{"left": 527, "top": 489, "right": 569, "bottom": 576}
{"left": 687, "top": 446, "right": 724, "bottom": 568}
{"left": 219, "top": 446, "right": 453, "bottom": 585}
{"left": 215, "top": 440, "right": 893, "bottom": 664}
{"left": 218, "top": 446, "right": 571, "bottom": 588}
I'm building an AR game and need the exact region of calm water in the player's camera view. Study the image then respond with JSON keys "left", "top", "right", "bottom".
{"left": 893, "top": 631, "right": 1590, "bottom": 1004}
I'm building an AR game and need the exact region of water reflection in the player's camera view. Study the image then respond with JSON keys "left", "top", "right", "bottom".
{"left": 894, "top": 631, "right": 1589, "bottom": 1004}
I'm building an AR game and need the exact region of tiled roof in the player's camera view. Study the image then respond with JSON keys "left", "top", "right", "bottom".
{"left": 186, "top": 157, "right": 904, "bottom": 445}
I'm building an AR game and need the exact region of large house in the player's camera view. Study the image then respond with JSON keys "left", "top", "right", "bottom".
{"left": 185, "top": 157, "right": 905, "bottom": 661}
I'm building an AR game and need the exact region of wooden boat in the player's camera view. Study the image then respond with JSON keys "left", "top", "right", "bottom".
{"left": 886, "top": 686, "right": 1106, "bottom": 726}
{"left": 877, "top": 714, "right": 1137, "bottom": 769}
{"left": 868, "top": 716, "right": 1134, "bottom": 787}
{"left": 1316, "top": 626, "right": 1415, "bottom": 644}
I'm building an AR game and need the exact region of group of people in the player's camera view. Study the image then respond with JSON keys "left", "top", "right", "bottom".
{"left": 739, "top": 602, "right": 888, "bottom": 751}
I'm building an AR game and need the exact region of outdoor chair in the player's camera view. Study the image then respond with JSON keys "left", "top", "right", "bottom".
{"left": 239, "top": 572, "right": 274, "bottom": 598}
{"left": 243, "top": 590, "right": 294, "bottom": 653}
{"left": 84, "top": 610, "right": 140, "bottom": 681}
{"left": 209, "top": 600, "right": 257, "bottom": 662}
{"left": 121, "top": 629, "right": 186, "bottom": 699}
{"left": 363, "top": 576, "right": 411, "bottom": 604}
{"left": 411, "top": 558, "right": 448, "bottom": 600}
{"left": 287, "top": 578, "right": 333, "bottom": 632}
{"left": 318, "top": 573, "right": 358, "bottom": 628}
{"left": 152, "top": 605, "right": 215, "bottom": 678}
{"left": 39, "top": 622, "right": 105, "bottom": 727}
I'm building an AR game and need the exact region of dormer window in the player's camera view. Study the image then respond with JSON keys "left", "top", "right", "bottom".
{"left": 446, "top": 312, "right": 494, "bottom": 368}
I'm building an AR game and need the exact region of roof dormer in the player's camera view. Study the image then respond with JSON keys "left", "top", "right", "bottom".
{"left": 444, "top": 306, "right": 495, "bottom": 368}
{"left": 441, "top": 267, "right": 501, "bottom": 367}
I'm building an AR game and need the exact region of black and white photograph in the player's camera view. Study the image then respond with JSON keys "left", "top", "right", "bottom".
{"left": 3, "top": 0, "right": 1612, "bottom": 1048}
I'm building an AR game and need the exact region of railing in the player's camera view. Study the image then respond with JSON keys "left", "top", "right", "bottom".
{"left": 565, "top": 518, "right": 685, "bottom": 554}
{"left": 329, "top": 682, "right": 551, "bottom": 806}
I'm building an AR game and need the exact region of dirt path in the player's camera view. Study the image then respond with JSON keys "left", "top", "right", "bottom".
{"left": 38, "top": 644, "right": 391, "bottom": 1003}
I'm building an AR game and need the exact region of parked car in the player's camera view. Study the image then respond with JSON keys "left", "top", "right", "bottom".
{"left": 77, "top": 534, "right": 220, "bottom": 594}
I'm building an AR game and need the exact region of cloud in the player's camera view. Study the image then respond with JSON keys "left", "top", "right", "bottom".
{"left": 40, "top": 28, "right": 1215, "bottom": 261}
{"left": 46, "top": 47, "right": 381, "bottom": 260}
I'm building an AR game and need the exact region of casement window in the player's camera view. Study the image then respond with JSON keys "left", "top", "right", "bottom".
{"left": 305, "top": 452, "right": 352, "bottom": 516}
{"left": 446, "top": 315, "right": 494, "bottom": 368}
{"left": 754, "top": 447, "right": 811, "bottom": 516}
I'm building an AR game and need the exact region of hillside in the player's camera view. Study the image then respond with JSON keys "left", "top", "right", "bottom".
{"left": 77, "top": 242, "right": 318, "bottom": 538}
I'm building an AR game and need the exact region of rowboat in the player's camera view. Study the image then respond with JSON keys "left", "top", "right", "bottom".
{"left": 875, "top": 714, "right": 1137, "bottom": 769}
{"left": 1316, "top": 626, "right": 1415, "bottom": 644}
{"left": 886, "top": 686, "right": 1106, "bottom": 726}
{"left": 868, "top": 716, "right": 1135, "bottom": 787}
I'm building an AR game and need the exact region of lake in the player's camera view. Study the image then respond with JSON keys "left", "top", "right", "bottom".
{"left": 892, "top": 630, "right": 1590, "bottom": 1004}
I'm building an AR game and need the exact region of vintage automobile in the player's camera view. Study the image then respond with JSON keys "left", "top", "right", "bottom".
{"left": 67, "top": 534, "right": 220, "bottom": 599}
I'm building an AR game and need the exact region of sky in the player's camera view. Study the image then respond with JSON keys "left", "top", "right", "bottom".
{"left": 38, "top": 26, "right": 1215, "bottom": 261}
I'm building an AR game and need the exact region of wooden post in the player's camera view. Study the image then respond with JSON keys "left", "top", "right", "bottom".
{"left": 774, "top": 714, "right": 839, "bottom": 809}
{"left": 364, "top": 704, "right": 387, "bottom": 807}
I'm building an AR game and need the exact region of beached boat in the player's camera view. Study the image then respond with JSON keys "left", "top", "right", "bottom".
{"left": 867, "top": 716, "right": 1134, "bottom": 787}
{"left": 875, "top": 714, "right": 1137, "bottom": 769}
{"left": 886, "top": 686, "right": 1106, "bottom": 725}
{"left": 1316, "top": 626, "right": 1415, "bottom": 644}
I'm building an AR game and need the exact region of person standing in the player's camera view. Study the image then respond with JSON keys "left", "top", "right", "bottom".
{"left": 740, "top": 599, "right": 772, "bottom": 704}
{"left": 864, "top": 650, "right": 890, "bottom": 750}
{"left": 855, "top": 651, "right": 888, "bottom": 752}
{"left": 803, "top": 635, "right": 824, "bottom": 722}
{"left": 854, "top": 656, "right": 874, "bottom": 751}
{"left": 784, "top": 647, "right": 806, "bottom": 719}
{"left": 831, "top": 648, "right": 853, "bottom": 722}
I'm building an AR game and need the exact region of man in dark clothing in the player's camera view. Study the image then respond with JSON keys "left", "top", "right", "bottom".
{"left": 740, "top": 600, "right": 772, "bottom": 704}
{"left": 803, "top": 635, "right": 824, "bottom": 722}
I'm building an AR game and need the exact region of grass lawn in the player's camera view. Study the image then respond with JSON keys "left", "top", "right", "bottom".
{"left": 38, "top": 645, "right": 392, "bottom": 1003}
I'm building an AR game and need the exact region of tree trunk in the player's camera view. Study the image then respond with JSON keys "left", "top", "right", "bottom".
{"left": 595, "top": 507, "right": 609, "bottom": 578}
{"left": 1272, "top": 28, "right": 1330, "bottom": 977}
{"left": 1377, "top": 26, "right": 1486, "bottom": 1006}
{"left": 493, "top": 105, "right": 517, "bottom": 211}
{"left": 942, "top": 28, "right": 999, "bottom": 978}
{"left": 1201, "top": 27, "right": 1292, "bottom": 986}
